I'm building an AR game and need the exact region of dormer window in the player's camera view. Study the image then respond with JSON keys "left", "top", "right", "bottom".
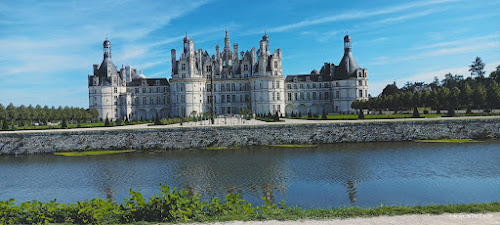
{"left": 244, "top": 64, "right": 248, "bottom": 71}
{"left": 318, "top": 76, "right": 322, "bottom": 82}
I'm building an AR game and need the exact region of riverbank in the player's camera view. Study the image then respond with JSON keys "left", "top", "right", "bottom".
{"left": 180, "top": 212, "right": 500, "bottom": 225}
{"left": 1, "top": 184, "right": 499, "bottom": 224}
{"left": 0, "top": 116, "right": 499, "bottom": 155}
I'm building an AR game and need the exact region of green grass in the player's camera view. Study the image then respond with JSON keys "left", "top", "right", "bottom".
{"left": 268, "top": 144, "right": 319, "bottom": 148}
{"left": 1, "top": 184, "right": 499, "bottom": 225}
{"left": 54, "top": 150, "right": 136, "bottom": 156}
{"left": 289, "top": 114, "right": 444, "bottom": 120}
{"left": 415, "top": 139, "right": 483, "bottom": 143}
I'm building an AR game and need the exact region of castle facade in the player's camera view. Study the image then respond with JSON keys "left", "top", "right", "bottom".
{"left": 88, "top": 32, "right": 368, "bottom": 121}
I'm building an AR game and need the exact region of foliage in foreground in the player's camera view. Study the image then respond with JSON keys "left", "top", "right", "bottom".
{"left": 1, "top": 185, "right": 500, "bottom": 224}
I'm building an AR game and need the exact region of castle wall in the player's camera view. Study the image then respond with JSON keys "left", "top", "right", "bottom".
{"left": 1, "top": 119, "right": 499, "bottom": 155}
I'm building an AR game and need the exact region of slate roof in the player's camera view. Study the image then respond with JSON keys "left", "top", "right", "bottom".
{"left": 127, "top": 78, "right": 169, "bottom": 86}
{"left": 285, "top": 74, "right": 333, "bottom": 82}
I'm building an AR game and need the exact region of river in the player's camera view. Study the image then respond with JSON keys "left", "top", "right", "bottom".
{"left": 1, "top": 140, "right": 499, "bottom": 208}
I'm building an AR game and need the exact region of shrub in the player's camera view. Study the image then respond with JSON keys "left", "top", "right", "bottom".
{"left": 423, "top": 110, "right": 429, "bottom": 114}
{"left": 61, "top": 118, "right": 67, "bottom": 129}
{"left": 412, "top": 107, "right": 420, "bottom": 118}
{"left": 104, "top": 117, "right": 111, "bottom": 127}
{"left": 358, "top": 110, "right": 365, "bottom": 119}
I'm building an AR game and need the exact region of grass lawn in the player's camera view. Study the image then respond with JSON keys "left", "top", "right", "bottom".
{"left": 54, "top": 150, "right": 136, "bottom": 156}
{"left": 414, "top": 139, "right": 483, "bottom": 143}
{"left": 289, "top": 114, "right": 443, "bottom": 120}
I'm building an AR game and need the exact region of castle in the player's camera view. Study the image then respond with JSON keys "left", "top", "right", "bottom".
{"left": 88, "top": 32, "right": 368, "bottom": 121}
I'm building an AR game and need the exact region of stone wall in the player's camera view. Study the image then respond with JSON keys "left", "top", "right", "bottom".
{"left": 1, "top": 119, "right": 499, "bottom": 155}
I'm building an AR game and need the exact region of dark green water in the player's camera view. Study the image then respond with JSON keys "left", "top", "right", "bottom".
{"left": 1, "top": 140, "right": 499, "bottom": 208}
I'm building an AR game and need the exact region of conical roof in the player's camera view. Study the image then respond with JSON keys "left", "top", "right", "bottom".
{"left": 334, "top": 51, "right": 360, "bottom": 80}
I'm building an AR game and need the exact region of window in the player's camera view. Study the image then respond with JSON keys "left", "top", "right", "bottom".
{"left": 227, "top": 95, "right": 230, "bottom": 103}
{"left": 244, "top": 64, "right": 248, "bottom": 71}
{"left": 288, "top": 93, "right": 292, "bottom": 101}
{"left": 325, "top": 92, "right": 329, "bottom": 100}
{"left": 221, "top": 84, "right": 225, "bottom": 91}
{"left": 231, "top": 83, "right": 235, "bottom": 91}
{"left": 300, "top": 92, "right": 304, "bottom": 100}
{"left": 135, "top": 88, "right": 139, "bottom": 93}
{"left": 180, "top": 95, "right": 185, "bottom": 103}
{"left": 142, "top": 88, "right": 146, "bottom": 93}
{"left": 336, "top": 82, "right": 339, "bottom": 87}
{"left": 149, "top": 88, "right": 153, "bottom": 93}
{"left": 313, "top": 92, "right": 317, "bottom": 100}
{"left": 150, "top": 97, "right": 153, "bottom": 104}
{"left": 182, "top": 73, "right": 186, "bottom": 78}
{"left": 232, "top": 95, "right": 236, "bottom": 103}
{"left": 336, "top": 91, "right": 340, "bottom": 98}
{"left": 294, "top": 84, "right": 297, "bottom": 89}
{"left": 312, "top": 83, "right": 316, "bottom": 88}
{"left": 272, "top": 92, "right": 275, "bottom": 101}
{"left": 319, "top": 92, "right": 322, "bottom": 100}
{"left": 276, "top": 92, "right": 280, "bottom": 101}
{"left": 359, "top": 90, "right": 363, "bottom": 97}
{"left": 274, "top": 61, "right": 278, "bottom": 68}
{"left": 272, "top": 82, "right": 275, "bottom": 89}
{"left": 143, "top": 97, "right": 147, "bottom": 104}
{"left": 359, "top": 80, "right": 363, "bottom": 86}
{"left": 182, "top": 64, "right": 186, "bottom": 70}
{"left": 157, "top": 87, "right": 161, "bottom": 92}
{"left": 307, "top": 92, "right": 310, "bottom": 100}
{"left": 276, "top": 81, "right": 280, "bottom": 88}
{"left": 156, "top": 97, "right": 160, "bottom": 104}
{"left": 300, "top": 84, "right": 304, "bottom": 89}
{"left": 226, "top": 83, "right": 230, "bottom": 91}
{"left": 287, "top": 84, "right": 292, "bottom": 89}
{"left": 294, "top": 93, "right": 298, "bottom": 100}
{"left": 114, "top": 87, "right": 117, "bottom": 93}
{"left": 240, "top": 95, "right": 242, "bottom": 102}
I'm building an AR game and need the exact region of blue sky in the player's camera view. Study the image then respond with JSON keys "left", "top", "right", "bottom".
{"left": 0, "top": 0, "right": 499, "bottom": 108}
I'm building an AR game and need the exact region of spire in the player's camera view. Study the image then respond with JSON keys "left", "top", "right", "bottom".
{"left": 224, "top": 29, "right": 231, "bottom": 50}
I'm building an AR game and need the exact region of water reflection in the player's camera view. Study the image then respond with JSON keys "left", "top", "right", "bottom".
{"left": 0, "top": 140, "right": 500, "bottom": 208}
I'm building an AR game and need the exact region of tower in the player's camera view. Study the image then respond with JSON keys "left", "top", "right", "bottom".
{"left": 344, "top": 35, "right": 352, "bottom": 53}
{"left": 103, "top": 38, "right": 111, "bottom": 59}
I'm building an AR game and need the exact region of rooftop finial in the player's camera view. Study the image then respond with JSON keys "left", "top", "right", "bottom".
{"left": 225, "top": 29, "right": 228, "bottom": 38}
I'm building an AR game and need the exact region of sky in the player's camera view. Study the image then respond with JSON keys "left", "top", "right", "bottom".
{"left": 0, "top": 0, "right": 499, "bottom": 108}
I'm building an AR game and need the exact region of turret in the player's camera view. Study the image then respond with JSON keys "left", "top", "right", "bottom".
{"left": 103, "top": 38, "right": 111, "bottom": 59}
{"left": 171, "top": 49, "right": 177, "bottom": 75}
{"left": 344, "top": 35, "right": 352, "bottom": 54}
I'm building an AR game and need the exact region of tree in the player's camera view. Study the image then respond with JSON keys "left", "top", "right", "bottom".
{"left": 2, "top": 118, "right": 8, "bottom": 130}
{"left": 486, "top": 82, "right": 500, "bottom": 110}
{"left": 321, "top": 109, "right": 328, "bottom": 120}
{"left": 460, "top": 82, "right": 473, "bottom": 111}
{"left": 0, "top": 104, "right": 7, "bottom": 121}
{"left": 6, "top": 103, "right": 17, "bottom": 122}
{"left": 446, "top": 87, "right": 460, "bottom": 117}
{"left": 381, "top": 83, "right": 399, "bottom": 96}
{"left": 469, "top": 56, "right": 485, "bottom": 78}
{"left": 489, "top": 65, "right": 500, "bottom": 82}
{"left": 472, "top": 84, "right": 487, "bottom": 109}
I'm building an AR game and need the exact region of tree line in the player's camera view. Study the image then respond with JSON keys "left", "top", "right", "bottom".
{"left": 0, "top": 103, "right": 99, "bottom": 128}
{"left": 352, "top": 57, "right": 500, "bottom": 116}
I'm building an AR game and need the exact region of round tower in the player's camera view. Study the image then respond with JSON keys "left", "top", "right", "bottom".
{"left": 344, "top": 35, "right": 352, "bottom": 53}
{"left": 103, "top": 38, "right": 111, "bottom": 59}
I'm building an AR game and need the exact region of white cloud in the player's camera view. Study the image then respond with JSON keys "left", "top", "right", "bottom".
{"left": 258, "top": 0, "right": 458, "bottom": 34}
